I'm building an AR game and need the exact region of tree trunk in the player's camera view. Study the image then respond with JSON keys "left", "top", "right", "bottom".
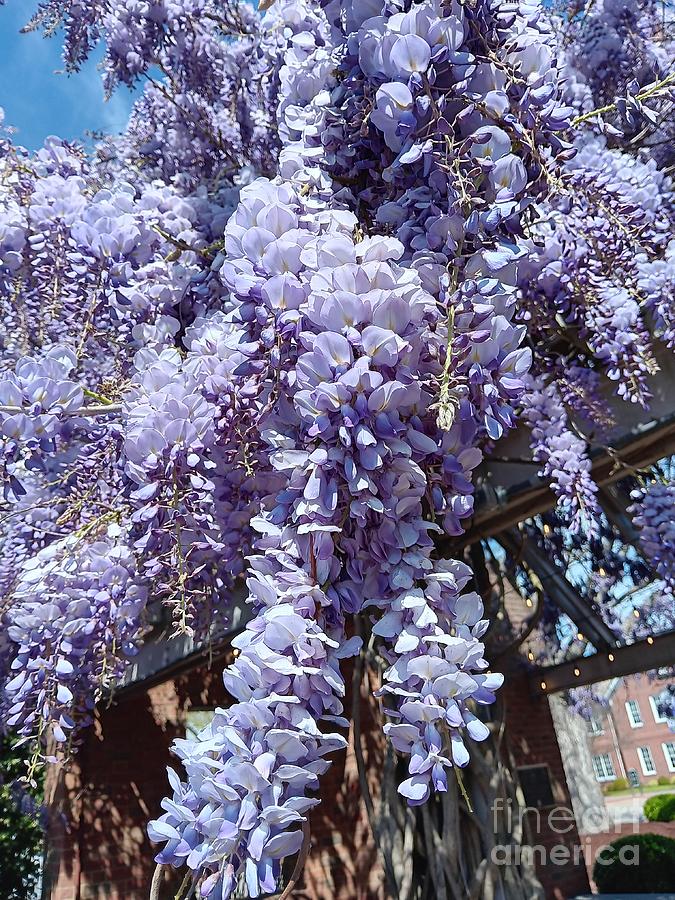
{"left": 353, "top": 652, "right": 545, "bottom": 900}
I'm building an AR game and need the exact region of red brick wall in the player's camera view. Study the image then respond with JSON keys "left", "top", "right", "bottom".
{"left": 43, "top": 666, "right": 231, "bottom": 900}
{"left": 42, "top": 658, "right": 383, "bottom": 900}
{"left": 502, "top": 673, "right": 591, "bottom": 900}
{"left": 43, "top": 665, "right": 589, "bottom": 900}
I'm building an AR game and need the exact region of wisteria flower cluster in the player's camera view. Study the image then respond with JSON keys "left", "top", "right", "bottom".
{"left": 147, "top": 164, "right": 520, "bottom": 891}
{"left": 0, "top": 0, "right": 674, "bottom": 894}
{"left": 4, "top": 527, "right": 146, "bottom": 745}
{"left": 517, "top": 126, "right": 674, "bottom": 525}
{"left": 560, "top": 0, "right": 675, "bottom": 156}
{"left": 629, "top": 480, "right": 675, "bottom": 597}
{"left": 520, "top": 374, "right": 600, "bottom": 533}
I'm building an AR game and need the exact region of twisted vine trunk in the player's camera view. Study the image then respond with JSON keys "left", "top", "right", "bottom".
{"left": 353, "top": 652, "right": 544, "bottom": 900}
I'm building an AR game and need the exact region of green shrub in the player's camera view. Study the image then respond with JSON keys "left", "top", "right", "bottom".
{"left": 657, "top": 775, "right": 671, "bottom": 786}
{"left": 644, "top": 793, "right": 668, "bottom": 820}
{"left": 644, "top": 793, "right": 675, "bottom": 822}
{"left": 593, "top": 834, "right": 675, "bottom": 893}
{"left": 0, "top": 737, "right": 43, "bottom": 900}
{"left": 604, "top": 777, "right": 629, "bottom": 792}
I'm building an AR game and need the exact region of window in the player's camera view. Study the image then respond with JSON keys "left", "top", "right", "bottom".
{"left": 185, "top": 709, "right": 214, "bottom": 740}
{"left": 663, "top": 742, "right": 675, "bottom": 774}
{"left": 626, "top": 699, "right": 643, "bottom": 727}
{"left": 592, "top": 753, "right": 616, "bottom": 782}
{"left": 649, "top": 694, "right": 669, "bottom": 724}
{"left": 637, "top": 746, "right": 657, "bottom": 776}
{"left": 587, "top": 715, "right": 604, "bottom": 736}
{"left": 517, "top": 765, "right": 555, "bottom": 808}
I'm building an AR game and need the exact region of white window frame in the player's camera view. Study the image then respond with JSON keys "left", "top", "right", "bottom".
{"left": 592, "top": 753, "right": 616, "bottom": 782}
{"left": 587, "top": 715, "right": 604, "bottom": 735}
{"left": 626, "top": 699, "right": 643, "bottom": 728}
{"left": 637, "top": 746, "right": 657, "bottom": 776}
{"left": 649, "top": 694, "right": 669, "bottom": 724}
{"left": 662, "top": 742, "right": 675, "bottom": 774}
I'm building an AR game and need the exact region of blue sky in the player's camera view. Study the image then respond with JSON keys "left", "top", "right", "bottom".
{"left": 0, "top": 5, "right": 137, "bottom": 150}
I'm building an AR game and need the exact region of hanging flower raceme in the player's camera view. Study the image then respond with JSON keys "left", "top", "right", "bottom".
{"left": 137, "top": 133, "right": 526, "bottom": 880}
{"left": 0, "top": 346, "right": 87, "bottom": 500}
{"left": 3, "top": 528, "right": 147, "bottom": 745}
{"left": 520, "top": 374, "right": 600, "bottom": 533}
{"left": 560, "top": 0, "right": 675, "bottom": 162}
{"left": 637, "top": 240, "right": 675, "bottom": 350}
{"left": 149, "top": 539, "right": 355, "bottom": 897}
{"left": 375, "top": 559, "right": 501, "bottom": 803}
{"left": 629, "top": 480, "right": 675, "bottom": 596}
{"left": 144, "top": 0, "right": 572, "bottom": 875}
{"left": 516, "top": 125, "right": 675, "bottom": 531}
{"left": 7, "top": 0, "right": 675, "bottom": 895}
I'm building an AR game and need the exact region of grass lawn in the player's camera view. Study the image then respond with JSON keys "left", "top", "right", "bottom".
{"left": 603, "top": 784, "right": 675, "bottom": 799}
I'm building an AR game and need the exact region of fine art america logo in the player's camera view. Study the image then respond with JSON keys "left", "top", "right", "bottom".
{"left": 490, "top": 798, "right": 642, "bottom": 868}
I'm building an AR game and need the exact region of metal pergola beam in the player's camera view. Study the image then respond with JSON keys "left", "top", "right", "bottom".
{"left": 454, "top": 417, "right": 675, "bottom": 549}
{"left": 597, "top": 483, "right": 640, "bottom": 546}
{"left": 531, "top": 630, "right": 675, "bottom": 695}
{"left": 499, "top": 530, "right": 618, "bottom": 651}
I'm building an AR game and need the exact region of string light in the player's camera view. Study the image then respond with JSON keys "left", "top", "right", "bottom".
{"left": 526, "top": 597, "right": 533, "bottom": 608}
{"left": 528, "top": 650, "right": 535, "bottom": 661}
{"left": 608, "top": 653, "right": 615, "bottom": 662}
{"left": 574, "top": 667, "right": 581, "bottom": 677}
{"left": 577, "top": 632, "right": 584, "bottom": 641}
{"left": 647, "top": 636, "right": 654, "bottom": 645}
{"left": 598, "top": 567, "right": 606, "bottom": 577}
{"left": 633, "top": 609, "right": 640, "bottom": 618}
{"left": 540, "top": 681, "right": 547, "bottom": 691}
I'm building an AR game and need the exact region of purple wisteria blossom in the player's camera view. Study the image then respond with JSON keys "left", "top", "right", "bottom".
{"left": 629, "top": 480, "right": 675, "bottom": 596}
{"left": 4, "top": 529, "right": 147, "bottom": 744}
{"left": 521, "top": 375, "right": 600, "bottom": 532}
{"left": 0, "top": 0, "right": 673, "bottom": 894}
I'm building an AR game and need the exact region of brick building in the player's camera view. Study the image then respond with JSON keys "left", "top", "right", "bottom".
{"left": 587, "top": 673, "right": 675, "bottom": 786}
{"left": 42, "top": 648, "right": 592, "bottom": 900}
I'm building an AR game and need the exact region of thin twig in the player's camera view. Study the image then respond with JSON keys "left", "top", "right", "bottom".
{"left": 277, "top": 820, "right": 311, "bottom": 900}
{"left": 150, "top": 863, "right": 167, "bottom": 900}
{"left": 0, "top": 403, "right": 122, "bottom": 416}
{"left": 572, "top": 73, "right": 675, "bottom": 126}
{"left": 351, "top": 619, "right": 399, "bottom": 897}
{"left": 174, "top": 869, "right": 194, "bottom": 900}
{"left": 151, "top": 223, "right": 219, "bottom": 262}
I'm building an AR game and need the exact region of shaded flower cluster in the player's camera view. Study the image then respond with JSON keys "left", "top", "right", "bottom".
{"left": 517, "top": 128, "right": 675, "bottom": 527}
{"left": 4, "top": 528, "right": 147, "bottom": 744}
{"left": 629, "top": 480, "right": 675, "bottom": 596}
{"left": 559, "top": 0, "right": 675, "bottom": 158}
{"left": 521, "top": 375, "right": 599, "bottom": 532}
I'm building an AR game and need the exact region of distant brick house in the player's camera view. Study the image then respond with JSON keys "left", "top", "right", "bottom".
{"left": 587, "top": 673, "right": 675, "bottom": 786}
